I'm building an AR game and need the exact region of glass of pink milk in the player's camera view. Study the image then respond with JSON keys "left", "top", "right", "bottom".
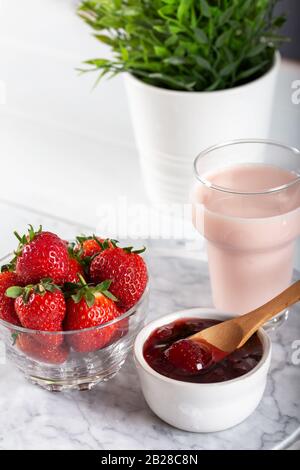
{"left": 192, "top": 140, "right": 300, "bottom": 323}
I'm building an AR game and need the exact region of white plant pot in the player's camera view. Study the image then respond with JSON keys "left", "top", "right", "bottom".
{"left": 125, "top": 52, "right": 281, "bottom": 205}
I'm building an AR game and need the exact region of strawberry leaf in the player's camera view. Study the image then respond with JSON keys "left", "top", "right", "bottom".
{"left": 13, "top": 225, "right": 43, "bottom": 257}
{"left": 76, "top": 234, "right": 92, "bottom": 244}
{"left": 5, "top": 286, "right": 24, "bottom": 299}
{"left": 1, "top": 261, "right": 16, "bottom": 273}
{"left": 102, "top": 290, "right": 118, "bottom": 302}
{"left": 71, "top": 290, "right": 84, "bottom": 304}
{"left": 11, "top": 333, "right": 19, "bottom": 346}
{"left": 85, "top": 291, "right": 95, "bottom": 308}
{"left": 97, "top": 279, "right": 112, "bottom": 291}
{"left": 123, "top": 246, "right": 146, "bottom": 255}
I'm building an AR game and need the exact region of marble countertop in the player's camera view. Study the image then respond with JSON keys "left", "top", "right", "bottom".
{"left": 0, "top": 1, "right": 299, "bottom": 449}
{"left": 0, "top": 204, "right": 299, "bottom": 450}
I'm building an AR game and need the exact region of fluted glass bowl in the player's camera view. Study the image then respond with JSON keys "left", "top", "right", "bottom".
{"left": 0, "top": 256, "right": 149, "bottom": 392}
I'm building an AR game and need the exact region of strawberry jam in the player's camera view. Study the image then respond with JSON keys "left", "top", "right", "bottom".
{"left": 143, "top": 318, "right": 263, "bottom": 383}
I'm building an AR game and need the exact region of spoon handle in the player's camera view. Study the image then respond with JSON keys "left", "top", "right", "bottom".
{"left": 236, "top": 280, "right": 300, "bottom": 348}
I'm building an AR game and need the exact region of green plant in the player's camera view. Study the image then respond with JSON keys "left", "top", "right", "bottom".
{"left": 78, "top": 0, "right": 287, "bottom": 91}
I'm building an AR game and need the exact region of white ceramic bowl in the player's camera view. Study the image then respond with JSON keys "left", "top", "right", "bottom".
{"left": 134, "top": 308, "right": 272, "bottom": 433}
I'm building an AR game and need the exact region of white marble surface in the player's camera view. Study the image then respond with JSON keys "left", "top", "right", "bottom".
{"left": 0, "top": 204, "right": 299, "bottom": 450}
{"left": 0, "top": 0, "right": 299, "bottom": 450}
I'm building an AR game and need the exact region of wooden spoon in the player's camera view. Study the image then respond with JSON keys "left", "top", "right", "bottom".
{"left": 189, "top": 280, "right": 300, "bottom": 361}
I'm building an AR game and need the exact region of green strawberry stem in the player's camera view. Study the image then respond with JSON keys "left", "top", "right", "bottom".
{"left": 6, "top": 278, "right": 60, "bottom": 304}
{"left": 123, "top": 246, "right": 146, "bottom": 255}
{"left": 13, "top": 231, "right": 23, "bottom": 243}
{"left": 14, "top": 225, "right": 42, "bottom": 257}
{"left": 71, "top": 274, "right": 118, "bottom": 308}
{"left": 78, "top": 274, "right": 88, "bottom": 287}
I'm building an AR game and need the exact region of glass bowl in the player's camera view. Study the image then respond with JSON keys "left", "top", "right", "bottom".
{"left": 0, "top": 256, "right": 149, "bottom": 392}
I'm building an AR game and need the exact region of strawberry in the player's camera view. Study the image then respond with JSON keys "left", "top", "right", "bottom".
{"left": 165, "top": 339, "right": 213, "bottom": 374}
{"left": 6, "top": 279, "right": 66, "bottom": 347}
{"left": 90, "top": 246, "right": 148, "bottom": 311}
{"left": 75, "top": 236, "right": 113, "bottom": 260}
{"left": 65, "top": 256, "right": 84, "bottom": 283}
{"left": 64, "top": 275, "right": 119, "bottom": 353}
{"left": 17, "top": 333, "right": 69, "bottom": 364}
{"left": 14, "top": 226, "right": 69, "bottom": 285}
{"left": 0, "top": 271, "right": 21, "bottom": 326}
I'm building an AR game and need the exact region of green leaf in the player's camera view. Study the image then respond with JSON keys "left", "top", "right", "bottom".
{"left": 103, "top": 290, "right": 118, "bottom": 302}
{"left": 191, "top": 5, "right": 197, "bottom": 28}
{"left": 97, "top": 280, "right": 113, "bottom": 292}
{"left": 85, "top": 291, "right": 95, "bottom": 308}
{"left": 199, "top": 0, "right": 211, "bottom": 18}
{"left": 94, "top": 34, "right": 114, "bottom": 46}
{"left": 205, "top": 78, "right": 222, "bottom": 91}
{"left": 169, "top": 24, "right": 185, "bottom": 34}
{"left": 153, "top": 24, "right": 168, "bottom": 33}
{"left": 11, "top": 333, "right": 19, "bottom": 346}
{"left": 5, "top": 286, "right": 23, "bottom": 299}
{"left": 164, "top": 35, "right": 178, "bottom": 47}
{"left": 121, "top": 48, "right": 129, "bottom": 61}
{"left": 177, "top": 0, "right": 192, "bottom": 24}
{"left": 147, "top": 73, "right": 196, "bottom": 90}
{"left": 195, "top": 56, "right": 212, "bottom": 72}
{"left": 100, "top": 238, "right": 112, "bottom": 250}
{"left": 216, "top": 30, "right": 231, "bottom": 48}
{"left": 158, "top": 4, "right": 175, "bottom": 18}
{"left": 272, "top": 15, "right": 286, "bottom": 28}
{"left": 72, "top": 290, "right": 84, "bottom": 304}
{"left": 246, "top": 43, "right": 266, "bottom": 58}
{"left": 132, "top": 246, "right": 146, "bottom": 255}
{"left": 218, "top": 6, "right": 234, "bottom": 26}
{"left": 237, "top": 60, "right": 269, "bottom": 81}
{"left": 154, "top": 46, "right": 168, "bottom": 57}
{"left": 122, "top": 7, "right": 140, "bottom": 17}
{"left": 163, "top": 56, "right": 185, "bottom": 65}
{"left": 84, "top": 58, "right": 110, "bottom": 68}
{"left": 219, "top": 62, "right": 237, "bottom": 77}
{"left": 194, "top": 28, "right": 208, "bottom": 44}
{"left": 77, "top": 0, "right": 287, "bottom": 91}
{"left": 1, "top": 261, "right": 16, "bottom": 273}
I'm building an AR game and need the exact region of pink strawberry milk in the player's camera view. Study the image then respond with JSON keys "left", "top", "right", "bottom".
{"left": 192, "top": 142, "right": 300, "bottom": 315}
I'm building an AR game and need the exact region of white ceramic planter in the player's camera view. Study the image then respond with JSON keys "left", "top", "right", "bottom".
{"left": 125, "top": 53, "right": 280, "bottom": 204}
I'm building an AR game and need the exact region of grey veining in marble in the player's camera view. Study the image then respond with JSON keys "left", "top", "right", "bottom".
{"left": 0, "top": 204, "right": 299, "bottom": 450}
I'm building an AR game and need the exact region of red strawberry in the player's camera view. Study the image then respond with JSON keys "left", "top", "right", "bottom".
{"left": 0, "top": 271, "right": 21, "bottom": 326}
{"left": 90, "top": 246, "right": 148, "bottom": 311}
{"left": 75, "top": 236, "right": 113, "bottom": 260}
{"left": 65, "top": 256, "right": 84, "bottom": 283}
{"left": 15, "top": 226, "right": 69, "bottom": 285}
{"left": 17, "top": 333, "right": 69, "bottom": 364}
{"left": 6, "top": 279, "right": 66, "bottom": 347}
{"left": 32, "top": 328, "right": 64, "bottom": 348}
{"left": 64, "top": 276, "right": 119, "bottom": 353}
{"left": 165, "top": 339, "right": 213, "bottom": 374}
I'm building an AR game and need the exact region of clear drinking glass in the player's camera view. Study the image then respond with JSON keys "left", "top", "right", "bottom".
{"left": 192, "top": 140, "right": 300, "bottom": 325}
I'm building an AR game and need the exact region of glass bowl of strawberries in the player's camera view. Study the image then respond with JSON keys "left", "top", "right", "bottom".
{"left": 0, "top": 227, "right": 149, "bottom": 391}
